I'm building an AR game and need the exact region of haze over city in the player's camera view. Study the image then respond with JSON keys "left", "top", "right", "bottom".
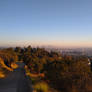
{"left": 0, "top": 0, "right": 92, "bottom": 48}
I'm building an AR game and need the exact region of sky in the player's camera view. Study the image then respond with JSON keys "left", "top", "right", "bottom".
{"left": 0, "top": 0, "right": 92, "bottom": 48}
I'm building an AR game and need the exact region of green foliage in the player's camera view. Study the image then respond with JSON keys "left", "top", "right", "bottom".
{"left": 14, "top": 46, "right": 92, "bottom": 92}
{"left": 0, "top": 48, "right": 18, "bottom": 78}
{"left": 45, "top": 56, "right": 92, "bottom": 92}
{"left": 0, "top": 48, "right": 18, "bottom": 67}
{"left": 0, "top": 46, "right": 92, "bottom": 92}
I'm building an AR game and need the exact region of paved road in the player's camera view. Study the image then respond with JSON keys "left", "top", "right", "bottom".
{"left": 0, "top": 62, "right": 33, "bottom": 92}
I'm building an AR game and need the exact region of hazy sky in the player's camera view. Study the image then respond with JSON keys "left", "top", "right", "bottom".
{"left": 0, "top": 0, "right": 92, "bottom": 48}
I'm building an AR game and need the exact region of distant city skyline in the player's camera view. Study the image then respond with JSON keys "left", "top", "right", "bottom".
{"left": 0, "top": 0, "right": 92, "bottom": 48}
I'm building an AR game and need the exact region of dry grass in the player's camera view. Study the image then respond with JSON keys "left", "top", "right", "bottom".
{"left": 11, "top": 63, "right": 18, "bottom": 69}
{"left": 0, "top": 57, "right": 13, "bottom": 78}
{"left": 26, "top": 72, "right": 45, "bottom": 78}
{"left": 0, "top": 71, "right": 5, "bottom": 78}
{"left": 0, "top": 58, "right": 13, "bottom": 71}
{"left": 34, "top": 82, "right": 49, "bottom": 92}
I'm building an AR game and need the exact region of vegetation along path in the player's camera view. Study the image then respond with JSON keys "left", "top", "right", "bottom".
{"left": 0, "top": 62, "right": 33, "bottom": 92}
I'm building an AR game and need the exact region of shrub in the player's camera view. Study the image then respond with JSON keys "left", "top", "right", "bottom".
{"left": 34, "top": 82, "right": 49, "bottom": 92}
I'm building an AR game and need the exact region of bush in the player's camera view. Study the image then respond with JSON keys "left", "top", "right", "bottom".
{"left": 34, "top": 82, "right": 49, "bottom": 92}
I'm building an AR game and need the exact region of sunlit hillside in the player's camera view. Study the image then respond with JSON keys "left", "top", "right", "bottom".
{"left": 0, "top": 46, "right": 92, "bottom": 92}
